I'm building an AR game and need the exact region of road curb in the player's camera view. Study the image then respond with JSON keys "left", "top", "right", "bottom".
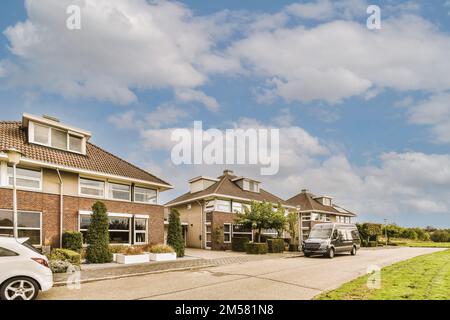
{"left": 54, "top": 264, "right": 216, "bottom": 287}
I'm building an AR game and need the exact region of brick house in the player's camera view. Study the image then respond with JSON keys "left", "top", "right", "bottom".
{"left": 286, "top": 189, "right": 357, "bottom": 240}
{"left": 165, "top": 170, "right": 294, "bottom": 250}
{"left": 0, "top": 113, "right": 172, "bottom": 248}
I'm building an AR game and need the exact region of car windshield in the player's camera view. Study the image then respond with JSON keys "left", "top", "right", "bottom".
{"left": 309, "top": 225, "right": 333, "bottom": 239}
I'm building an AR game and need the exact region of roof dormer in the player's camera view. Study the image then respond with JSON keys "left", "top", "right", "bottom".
{"left": 232, "top": 177, "right": 260, "bottom": 193}
{"left": 22, "top": 113, "right": 91, "bottom": 155}
{"left": 188, "top": 176, "right": 219, "bottom": 193}
{"left": 314, "top": 196, "right": 332, "bottom": 206}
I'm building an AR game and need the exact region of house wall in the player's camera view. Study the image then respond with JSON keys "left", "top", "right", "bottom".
{"left": 42, "top": 169, "right": 79, "bottom": 196}
{"left": 0, "top": 188, "right": 164, "bottom": 248}
{"left": 211, "top": 211, "right": 236, "bottom": 250}
{"left": 173, "top": 202, "right": 203, "bottom": 248}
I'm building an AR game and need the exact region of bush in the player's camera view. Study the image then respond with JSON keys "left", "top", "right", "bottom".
{"left": 149, "top": 244, "right": 175, "bottom": 254}
{"left": 245, "top": 242, "right": 268, "bottom": 255}
{"left": 62, "top": 231, "right": 83, "bottom": 253}
{"left": 367, "top": 241, "right": 378, "bottom": 247}
{"left": 167, "top": 209, "right": 185, "bottom": 257}
{"left": 431, "top": 230, "right": 450, "bottom": 242}
{"left": 49, "top": 260, "right": 72, "bottom": 273}
{"left": 122, "top": 246, "right": 145, "bottom": 256}
{"left": 86, "top": 201, "right": 112, "bottom": 263}
{"left": 50, "top": 248, "right": 81, "bottom": 265}
{"left": 231, "top": 237, "right": 249, "bottom": 252}
{"left": 109, "top": 245, "right": 128, "bottom": 254}
{"left": 267, "top": 238, "right": 285, "bottom": 253}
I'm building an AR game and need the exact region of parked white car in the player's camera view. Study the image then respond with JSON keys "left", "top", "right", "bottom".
{"left": 0, "top": 236, "right": 53, "bottom": 300}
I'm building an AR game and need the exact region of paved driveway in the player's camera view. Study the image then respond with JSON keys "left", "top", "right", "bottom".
{"left": 39, "top": 247, "right": 444, "bottom": 300}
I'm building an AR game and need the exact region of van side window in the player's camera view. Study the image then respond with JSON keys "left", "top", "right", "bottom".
{"left": 0, "top": 247, "right": 19, "bottom": 257}
{"left": 351, "top": 230, "right": 360, "bottom": 240}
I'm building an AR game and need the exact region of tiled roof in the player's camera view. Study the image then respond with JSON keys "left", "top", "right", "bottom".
{"left": 286, "top": 191, "right": 356, "bottom": 216}
{"left": 165, "top": 171, "right": 291, "bottom": 206}
{"left": 0, "top": 121, "right": 171, "bottom": 187}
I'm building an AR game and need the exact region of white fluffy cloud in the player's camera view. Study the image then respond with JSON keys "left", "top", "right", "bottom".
{"left": 175, "top": 89, "right": 219, "bottom": 111}
{"left": 407, "top": 93, "right": 450, "bottom": 143}
{"left": 2, "top": 0, "right": 232, "bottom": 105}
{"left": 228, "top": 14, "right": 450, "bottom": 104}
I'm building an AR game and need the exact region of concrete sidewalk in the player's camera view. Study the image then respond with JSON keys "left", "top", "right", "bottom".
{"left": 54, "top": 250, "right": 301, "bottom": 286}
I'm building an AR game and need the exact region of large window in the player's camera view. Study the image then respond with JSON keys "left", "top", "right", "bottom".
{"left": 134, "top": 217, "right": 148, "bottom": 244}
{"left": 51, "top": 128, "right": 68, "bottom": 149}
{"left": 0, "top": 210, "right": 41, "bottom": 246}
{"left": 108, "top": 216, "right": 131, "bottom": 244}
{"left": 134, "top": 187, "right": 157, "bottom": 204}
{"left": 80, "top": 213, "right": 132, "bottom": 245}
{"left": 7, "top": 166, "right": 41, "bottom": 190}
{"left": 108, "top": 183, "right": 131, "bottom": 201}
{"left": 232, "top": 201, "right": 243, "bottom": 213}
{"left": 69, "top": 135, "right": 82, "bottom": 153}
{"left": 215, "top": 200, "right": 231, "bottom": 212}
{"left": 80, "top": 178, "right": 105, "bottom": 197}
{"left": 232, "top": 224, "right": 253, "bottom": 241}
{"left": 30, "top": 121, "right": 84, "bottom": 154}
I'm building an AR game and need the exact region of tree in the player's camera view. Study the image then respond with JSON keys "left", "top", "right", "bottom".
{"left": 286, "top": 212, "right": 298, "bottom": 244}
{"left": 271, "top": 203, "right": 287, "bottom": 237}
{"left": 167, "top": 209, "right": 185, "bottom": 257}
{"left": 86, "top": 201, "right": 112, "bottom": 263}
{"left": 235, "top": 201, "right": 286, "bottom": 243}
{"left": 357, "top": 223, "right": 382, "bottom": 243}
{"left": 431, "top": 230, "right": 450, "bottom": 242}
{"left": 382, "top": 224, "right": 402, "bottom": 243}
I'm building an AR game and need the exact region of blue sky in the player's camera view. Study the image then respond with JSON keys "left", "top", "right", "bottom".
{"left": 0, "top": 0, "right": 449, "bottom": 227}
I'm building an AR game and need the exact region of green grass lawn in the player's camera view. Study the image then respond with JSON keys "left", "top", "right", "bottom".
{"left": 315, "top": 249, "right": 450, "bottom": 300}
{"left": 389, "top": 239, "right": 450, "bottom": 248}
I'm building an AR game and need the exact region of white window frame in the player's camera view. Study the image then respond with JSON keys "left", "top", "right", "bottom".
{"left": 205, "top": 200, "right": 215, "bottom": 213}
{"left": 231, "top": 224, "right": 254, "bottom": 242}
{"left": 231, "top": 201, "right": 243, "bottom": 214}
{"left": 108, "top": 182, "right": 131, "bottom": 202}
{"left": 223, "top": 223, "right": 232, "bottom": 243}
{"left": 215, "top": 199, "right": 231, "bottom": 212}
{"left": 0, "top": 210, "right": 42, "bottom": 246}
{"left": 134, "top": 186, "right": 157, "bottom": 204}
{"left": 134, "top": 215, "right": 148, "bottom": 245}
{"left": 79, "top": 212, "right": 132, "bottom": 245}
{"left": 28, "top": 121, "right": 86, "bottom": 155}
{"left": 6, "top": 165, "right": 42, "bottom": 191}
{"left": 79, "top": 177, "right": 105, "bottom": 198}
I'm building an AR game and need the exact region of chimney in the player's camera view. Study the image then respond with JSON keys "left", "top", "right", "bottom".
{"left": 301, "top": 189, "right": 309, "bottom": 193}
{"left": 223, "top": 169, "right": 234, "bottom": 175}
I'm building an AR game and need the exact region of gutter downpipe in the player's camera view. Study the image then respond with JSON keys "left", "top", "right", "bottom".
{"left": 56, "top": 169, "right": 64, "bottom": 248}
{"left": 196, "top": 200, "right": 204, "bottom": 249}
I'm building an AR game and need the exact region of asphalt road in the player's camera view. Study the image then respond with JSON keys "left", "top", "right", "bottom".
{"left": 39, "top": 247, "right": 444, "bottom": 300}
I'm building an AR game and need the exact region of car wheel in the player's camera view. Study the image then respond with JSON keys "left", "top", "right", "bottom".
{"left": 327, "top": 248, "right": 335, "bottom": 259}
{"left": 304, "top": 252, "right": 311, "bottom": 257}
{"left": 351, "top": 246, "right": 357, "bottom": 256}
{"left": 0, "top": 277, "right": 39, "bottom": 301}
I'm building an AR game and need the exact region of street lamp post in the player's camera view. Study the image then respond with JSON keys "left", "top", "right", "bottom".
{"left": 2, "top": 148, "right": 23, "bottom": 239}
{"left": 384, "top": 218, "right": 388, "bottom": 246}
{"left": 296, "top": 205, "right": 302, "bottom": 250}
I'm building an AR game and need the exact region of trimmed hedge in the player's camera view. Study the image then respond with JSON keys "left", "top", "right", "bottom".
{"left": 245, "top": 242, "right": 268, "bottom": 255}
{"left": 86, "top": 201, "right": 112, "bottom": 263}
{"left": 231, "top": 237, "right": 249, "bottom": 252}
{"left": 62, "top": 231, "right": 83, "bottom": 253}
{"left": 50, "top": 248, "right": 81, "bottom": 266}
{"left": 368, "top": 241, "right": 378, "bottom": 247}
{"left": 267, "top": 238, "right": 285, "bottom": 253}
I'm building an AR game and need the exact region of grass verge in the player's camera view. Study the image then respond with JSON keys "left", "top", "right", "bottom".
{"left": 315, "top": 249, "right": 450, "bottom": 300}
